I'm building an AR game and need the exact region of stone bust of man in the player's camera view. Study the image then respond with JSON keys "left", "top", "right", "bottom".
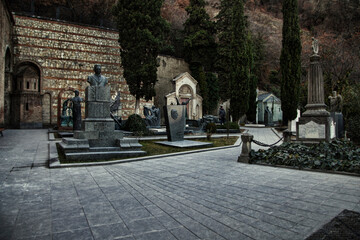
{"left": 87, "top": 64, "right": 108, "bottom": 86}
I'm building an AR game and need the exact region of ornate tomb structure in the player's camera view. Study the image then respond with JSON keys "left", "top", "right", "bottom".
{"left": 296, "top": 38, "right": 335, "bottom": 142}
{"left": 59, "top": 65, "right": 145, "bottom": 161}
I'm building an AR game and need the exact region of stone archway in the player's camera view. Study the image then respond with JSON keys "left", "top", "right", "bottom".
{"left": 57, "top": 87, "right": 76, "bottom": 130}
{"left": 179, "top": 84, "right": 193, "bottom": 118}
{"left": 11, "top": 61, "right": 43, "bottom": 128}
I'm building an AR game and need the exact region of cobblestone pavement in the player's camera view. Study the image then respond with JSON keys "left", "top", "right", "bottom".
{"left": 0, "top": 129, "right": 359, "bottom": 240}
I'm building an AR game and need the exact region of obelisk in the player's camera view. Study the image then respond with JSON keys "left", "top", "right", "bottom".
{"left": 296, "top": 38, "right": 335, "bottom": 142}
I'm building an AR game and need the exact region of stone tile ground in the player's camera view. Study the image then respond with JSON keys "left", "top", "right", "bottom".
{"left": 0, "top": 129, "right": 359, "bottom": 240}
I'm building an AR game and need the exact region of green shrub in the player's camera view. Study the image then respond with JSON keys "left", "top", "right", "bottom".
{"left": 206, "top": 123, "right": 217, "bottom": 133}
{"left": 123, "top": 114, "right": 148, "bottom": 136}
{"left": 249, "top": 140, "right": 360, "bottom": 174}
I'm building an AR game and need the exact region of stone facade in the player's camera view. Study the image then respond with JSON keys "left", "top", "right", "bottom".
{"left": 1, "top": 12, "right": 192, "bottom": 128}
{"left": 3, "top": 14, "right": 155, "bottom": 128}
{"left": 165, "top": 72, "right": 203, "bottom": 120}
{"left": 0, "top": 0, "right": 14, "bottom": 127}
{"left": 154, "top": 55, "right": 190, "bottom": 110}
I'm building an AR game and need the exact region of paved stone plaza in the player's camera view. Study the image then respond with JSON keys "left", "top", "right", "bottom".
{"left": 0, "top": 129, "right": 359, "bottom": 240}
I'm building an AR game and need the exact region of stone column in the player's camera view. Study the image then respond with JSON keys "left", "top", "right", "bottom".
{"left": 296, "top": 38, "right": 334, "bottom": 143}
{"left": 238, "top": 133, "right": 253, "bottom": 163}
{"left": 303, "top": 54, "right": 329, "bottom": 117}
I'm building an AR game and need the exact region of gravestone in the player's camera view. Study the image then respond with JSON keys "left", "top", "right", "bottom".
{"left": 163, "top": 105, "right": 186, "bottom": 141}
{"left": 157, "top": 104, "right": 212, "bottom": 148}
{"left": 297, "top": 38, "right": 335, "bottom": 143}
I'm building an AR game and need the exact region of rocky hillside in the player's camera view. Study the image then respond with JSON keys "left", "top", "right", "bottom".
{"left": 9, "top": 0, "right": 360, "bottom": 86}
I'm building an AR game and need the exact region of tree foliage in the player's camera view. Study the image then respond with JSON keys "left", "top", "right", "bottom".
{"left": 183, "top": 0, "right": 217, "bottom": 114}
{"left": 280, "top": 0, "right": 302, "bottom": 124}
{"left": 216, "top": 0, "right": 233, "bottom": 101}
{"left": 229, "top": 0, "right": 252, "bottom": 122}
{"left": 112, "top": 0, "right": 169, "bottom": 110}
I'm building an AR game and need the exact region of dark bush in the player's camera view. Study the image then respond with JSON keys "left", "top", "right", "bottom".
{"left": 216, "top": 122, "right": 240, "bottom": 130}
{"left": 123, "top": 114, "right": 149, "bottom": 136}
{"left": 249, "top": 140, "right": 360, "bottom": 174}
{"left": 206, "top": 123, "right": 217, "bottom": 133}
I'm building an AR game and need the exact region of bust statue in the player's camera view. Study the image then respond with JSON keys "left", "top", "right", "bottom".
{"left": 87, "top": 64, "right": 108, "bottom": 86}
{"left": 328, "top": 91, "right": 343, "bottom": 112}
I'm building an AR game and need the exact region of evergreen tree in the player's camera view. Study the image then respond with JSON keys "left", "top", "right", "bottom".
{"left": 280, "top": 0, "right": 302, "bottom": 125}
{"left": 112, "top": 0, "right": 169, "bottom": 112}
{"left": 206, "top": 72, "right": 220, "bottom": 114}
{"left": 216, "top": 0, "right": 233, "bottom": 101}
{"left": 183, "top": 0, "right": 217, "bottom": 114}
{"left": 246, "top": 32, "right": 257, "bottom": 122}
{"left": 229, "top": 0, "right": 251, "bottom": 122}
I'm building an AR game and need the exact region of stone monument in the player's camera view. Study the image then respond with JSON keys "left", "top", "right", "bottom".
{"left": 328, "top": 91, "right": 344, "bottom": 138}
{"left": 296, "top": 38, "right": 335, "bottom": 142}
{"left": 156, "top": 104, "right": 212, "bottom": 148}
{"left": 72, "top": 90, "right": 82, "bottom": 130}
{"left": 59, "top": 65, "right": 145, "bottom": 161}
{"left": 144, "top": 106, "right": 161, "bottom": 128}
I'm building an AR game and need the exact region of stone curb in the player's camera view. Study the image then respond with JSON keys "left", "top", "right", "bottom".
{"left": 247, "top": 162, "right": 360, "bottom": 178}
{"left": 49, "top": 137, "right": 242, "bottom": 168}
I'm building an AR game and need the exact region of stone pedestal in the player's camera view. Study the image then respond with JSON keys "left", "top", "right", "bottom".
{"left": 296, "top": 53, "right": 334, "bottom": 143}
{"left": 238, "top": 133, "right": 253, "bottom": 163}
{"left": 331, "top": 112, "right": 344, "bottom": 138}
{"left": 59, "top": 86, "right": 145, "bottom": 161}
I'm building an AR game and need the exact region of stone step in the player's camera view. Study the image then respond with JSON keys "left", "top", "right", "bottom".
{"left": 117, "top": 138, "right": 142, "bottom": 151}
{"left": 89, "top": 147, "right": 120, "bottom": 152}
{"left": 61, "top": 138, "right": 89, "bottom": 146}
{"left": 64, "top": 150, "right": 146, "bottom": 162}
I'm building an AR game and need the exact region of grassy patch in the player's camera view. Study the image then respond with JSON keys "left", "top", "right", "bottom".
{"left": 57, "top": 137, "right": 238, "bottom": 164}
{"left": 140, "top": 137, "right": 238, "bottom": 156}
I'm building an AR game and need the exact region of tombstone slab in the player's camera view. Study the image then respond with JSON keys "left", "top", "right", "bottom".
{"left": 163, "top": 105, "right": 186, "bottom": 141}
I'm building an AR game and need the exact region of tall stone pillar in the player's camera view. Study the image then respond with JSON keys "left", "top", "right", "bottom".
{"left": 297, "top": 38, "right": 335, "bottom": 143}
{"left": 302, "top": 54, "right": 329, "bottom": 117}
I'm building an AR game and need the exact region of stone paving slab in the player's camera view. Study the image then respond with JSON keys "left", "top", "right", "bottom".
{"left": 0, "top": 129, "right": 359, "bottom": 240}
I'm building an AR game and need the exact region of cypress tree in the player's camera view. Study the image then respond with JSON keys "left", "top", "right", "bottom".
{"left": 183, "top": 0, "right": 217, "bottom": 114}
{"left": 112, "top": 0, "right": 169, "bottom": 112}
{"left": 280, "top": 0, "right": 302, "bottom": 125}
{"left": 216, "top": 0, "right": 233, "bottom": 101}
{"left": 246, "top": 32, "right": 258, "bottom": 122}
{"left": 229, "top": 0, "right": 251, "bottom": 122}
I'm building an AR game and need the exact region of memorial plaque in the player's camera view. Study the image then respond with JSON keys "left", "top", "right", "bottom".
{"left": 298, "top": 121, "right": 325, "bottom": 139}
{"left": 164, "top": 105, "right": 186, "bottom": 141}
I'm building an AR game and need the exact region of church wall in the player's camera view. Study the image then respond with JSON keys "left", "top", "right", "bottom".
{"left": 0, "top": 0, "right": 14, "bottom": 127}
{"left": 12, "top": 14, "right": 151, "bottom": 124}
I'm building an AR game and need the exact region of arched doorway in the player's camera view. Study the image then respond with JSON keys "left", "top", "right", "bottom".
{"left": 11, "top": 61, "right": 43, "bottom": 128}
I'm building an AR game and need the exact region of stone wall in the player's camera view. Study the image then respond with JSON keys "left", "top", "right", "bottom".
{"left": 0, "top": 0, "right": 14, "bottom": 127}
{"left": 155, "top": 55, "right": 189, "bottom": 109}
{"left": 12, "top": 14, "right": 152, "bottom": 125}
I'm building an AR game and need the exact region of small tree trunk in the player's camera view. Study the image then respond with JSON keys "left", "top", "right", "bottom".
{"left": 135, "top": 98, "right": 140, "bottom": 115}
